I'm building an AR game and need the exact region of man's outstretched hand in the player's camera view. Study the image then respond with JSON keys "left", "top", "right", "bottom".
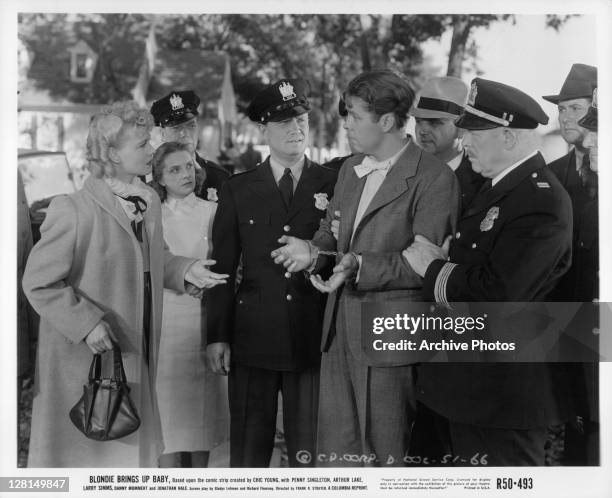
{"left": 310, "top": 252, "right": 359, "bottom": 293}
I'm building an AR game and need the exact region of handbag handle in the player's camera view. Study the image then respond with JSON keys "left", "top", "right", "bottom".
{"left": 88, "top": 342, "right": 127, "bottom": 383}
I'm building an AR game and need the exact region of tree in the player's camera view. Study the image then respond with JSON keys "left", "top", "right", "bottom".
{"left": 19, "top": 13, "right": 578, "bottom": 152}
{"left": 445, "top": 14, "right": 577, "bottom": 78}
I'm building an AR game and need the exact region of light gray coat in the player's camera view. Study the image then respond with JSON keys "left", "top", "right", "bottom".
{"left": 23, "top": 176, "right": 194, "bottom": 467}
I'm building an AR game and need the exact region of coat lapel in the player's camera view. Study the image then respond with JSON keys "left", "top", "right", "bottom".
{"left": 247, "top": 158, "right": 287, "bottom": 213}
{"left": 84, "top": 177, "right": 136, "bottom": 240}
{"left": 353, "top": 142, "right": 420, "bottom": 232}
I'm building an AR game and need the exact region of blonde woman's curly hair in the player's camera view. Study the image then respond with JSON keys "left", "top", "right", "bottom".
{"left": 86, "top": 101, "right": 154, "bottom": 178}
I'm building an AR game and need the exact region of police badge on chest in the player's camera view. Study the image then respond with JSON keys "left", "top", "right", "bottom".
{"left": 480, "top": 206, "right": 499, "bottom": 232}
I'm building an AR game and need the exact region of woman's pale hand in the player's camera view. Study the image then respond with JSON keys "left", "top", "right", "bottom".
{"left": 85, "top": 320, "right": 117, "bottom": 354}
{"left": 185, "top": 259, "right": 229, "bottom": 289}
{"left": 206, "top": 342, "right": 231, "bottom": 375}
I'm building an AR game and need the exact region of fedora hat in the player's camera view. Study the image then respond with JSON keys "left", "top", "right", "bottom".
{"left": 542, "top": 63, "right": 597, "bottom": 104}
{"left": 410, "top": 77, "right": 468, "bottom": 119}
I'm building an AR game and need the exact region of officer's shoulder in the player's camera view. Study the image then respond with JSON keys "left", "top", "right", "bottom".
{"left": 547, "top": 150, "right": 572, "bottom": 168}
{"left": 313, "top": 161, "right": 341, "bottom": 178}
{"left": 196, "top": 154, "right": 230, "bottom": 175}
{"left": 526, "top": 166, "right": 562, "bottom": 191}
{"left": 226, "top": 165, "right": 259, "bottom": 185}
{"left": 320, "top": 154, "right": 353, "bottom": 173}
{"left": 523, "top": 167, "right": 571, "bottom": 208}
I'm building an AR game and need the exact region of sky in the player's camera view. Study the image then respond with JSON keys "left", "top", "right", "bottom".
{"left": 421, "top": 14, "right": 598, "bottom": 134}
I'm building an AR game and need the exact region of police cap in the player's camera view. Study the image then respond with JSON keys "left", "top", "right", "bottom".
{"left": 247, "top": 78, "right": 310, "bottom": 124}
{"left": 150, "top": 90, "right": 200, "bottom": 127}
{"left": 455, "top": 78, "right": 549, "bottom": 130}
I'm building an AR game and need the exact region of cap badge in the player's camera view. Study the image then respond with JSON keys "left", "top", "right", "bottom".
{"left": 279, "top": 81, "right": 296, "bottom": 101}
{"left": 169, "top": 93, "right": 184, "bottom": 111}
{"left": 592, "top": 88, "right": 598, "bottom": 109}
{"left": 468, "top": 82, "right": 478, "bottom": 106}
{"left": 480, "top": 206, "right": 499, "bottom": 232}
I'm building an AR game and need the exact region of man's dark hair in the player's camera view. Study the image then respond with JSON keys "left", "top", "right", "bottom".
{"left": 344, "top": 69, "right": 415, "bottom": 129}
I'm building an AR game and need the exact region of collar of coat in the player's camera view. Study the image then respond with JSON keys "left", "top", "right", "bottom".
{"left": 463, "top": 152, "right": 547, "bottom": 217}
{"left": 83, "top": 175, "right": 158, "bottom": 242}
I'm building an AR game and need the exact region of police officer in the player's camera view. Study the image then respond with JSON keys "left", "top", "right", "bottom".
{"left": 150, "top": 90, "right": 230, "bottom": 200}
{"left": 403, "top": 78, "right": 574, "bottom": 466}
{"left": 410, "top": 76, "right": 485, "bottom": 212}
{"left": 205, "top": 78, "right": 338, "bottom": 467}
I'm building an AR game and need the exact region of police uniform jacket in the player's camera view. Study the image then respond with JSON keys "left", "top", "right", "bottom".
{"left": 454, "top": 153, "right": 486, "bottom": 213}
{"left": 207, "top": 157, "right": 338, "bottom": 371}
{"left": 417, "top": 152, "right": 575, "bottom": 429}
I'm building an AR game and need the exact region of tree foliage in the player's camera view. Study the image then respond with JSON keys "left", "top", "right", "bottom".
{"left": 19, "top": 13, "right": 576, "bottom": 148}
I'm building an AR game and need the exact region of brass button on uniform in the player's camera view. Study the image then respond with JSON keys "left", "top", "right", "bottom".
{"left": 284, "top": 272, "right": 291, "bottom": 279}
{"left": 283, "top": 225, "right": 291, "bottom": 232}
{"left": 456, "top": 232, "right": 461, "bottom": 239}
{"left": 249, "top": 219, "right": 254, "bottom": 225}
{"left": 286, "top": 294, "right": 293, "bottom": 301}
{"left": 471, "top": 243, "right": 477, "bottom": 249}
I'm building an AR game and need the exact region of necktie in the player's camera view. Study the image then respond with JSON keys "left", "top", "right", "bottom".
{"left": 478, "top": 178, "right": 493, "bottom": 194}
{"left": 279, "top": 168, "right": 293, "bottom": 209}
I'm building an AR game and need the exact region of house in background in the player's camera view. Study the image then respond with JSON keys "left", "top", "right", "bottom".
{"left": 18, "top": 21, "right": 244, "bottom": 181}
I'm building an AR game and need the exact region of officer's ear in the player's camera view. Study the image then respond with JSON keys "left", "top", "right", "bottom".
{"left": 501, "top": 128, "right": 518, "bottom": 150}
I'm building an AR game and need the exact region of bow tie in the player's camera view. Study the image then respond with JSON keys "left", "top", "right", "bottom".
{"left": 123, "top": 195, "right": 147, "bottom": 242}
{"left": 353, "top": 156, "right": 391, "bottom": 178}
{"left": 124, "top": 195, "right": 148, "bottom": 215}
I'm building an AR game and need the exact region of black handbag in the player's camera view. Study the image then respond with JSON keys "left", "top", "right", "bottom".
{"left": 69, "top": 343, "right": 141, "bottom": 441}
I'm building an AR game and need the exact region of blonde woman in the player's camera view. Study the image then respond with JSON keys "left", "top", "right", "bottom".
{"left": 22, "top": 102, "right": 227, "bottom": 467}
